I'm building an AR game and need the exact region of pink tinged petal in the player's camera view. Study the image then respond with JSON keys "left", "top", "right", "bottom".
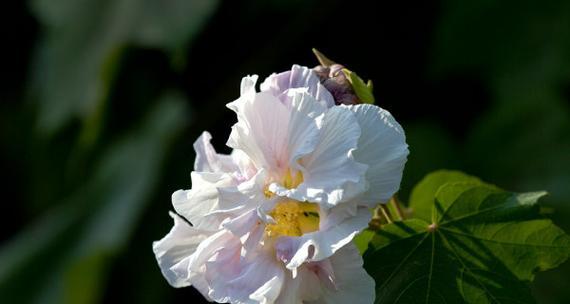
{"left": 188, "top": 230, "right": 239, "bottom": 273}
{"left": 221, "top": 209, "right": 263, "bottom": 243}
{"left": 347, "top": 104, "right": 409, "bottom": 205}
{"left": 207, "top": 251, "right": 285, "bottom": 304}
{"left": 260, "top": 65, "right": 335, "bottom": 108}
{"left": 227, "top": 92, "right": 292, "bottom": 173}
{"left": 249, "top": 275, "right": 284, "bottom": 304}
{"left": 152, "top": 212, "right": 211, "bottom": 288}
{"left": 275, "top": 268, "right": 321, "bottom": 304}
{"left": 241, "top": 75, "right": 259, "bottom": 96}
{"left": 285, "top": 90, "right": 326, "bottom": 172}
{"left": 318, "top": 243, "right": 375, "bottom": 304}
{"left": 221, "top": 201, "right": 277, "bottom": 256}
{"left": 274, "top": 106, "right": 367, "bottom": 207}
{"left": 193, "top": 131, "right": 238, "bottom": 173}
{"left": 231, "top": 149, "right": 258, "bottom": 181}
{"left": 306, "top": 259, "right": 337, "bottom": 292}
{"left": 276, "top": 244, "right": 374, "bottom": 304}
{"left": 172, "top": 172, "right": 236, "bottom": 230}
{"left": 216, "top": 169, "right": 269, "bottom": 212}
{"left": 276, "top": 204, "right": 371, "bottom": 269}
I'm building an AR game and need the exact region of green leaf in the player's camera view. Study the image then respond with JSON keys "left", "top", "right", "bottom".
{"left": 0, "top": 93, "right": 188, "bottom": 304}
{"left": 343, "top": 68, "right": 375, "bottom": 104}
{"left": 365, "top": 172, "right": 570, "bottom": 304}
{"left": 354, "top": 229, "right": 375, "bottom": 255}
{"left": 409, "top": 170, "right": 482, "bottom": 221}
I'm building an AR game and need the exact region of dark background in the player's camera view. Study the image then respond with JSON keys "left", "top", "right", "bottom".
{"left": 1, "top": 0, "right": 569, "bottom": 303}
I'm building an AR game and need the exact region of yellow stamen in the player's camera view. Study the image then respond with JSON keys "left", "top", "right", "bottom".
{"left": 265, "top": 200, "right": 320, "bottom": 238}
{"left": 264, "top": 186, "right": 275, "bottom": 198}
{"left": 263, "top": 169, "right": 303, "bottom": 198}
{"left": 283, "top": 169, "right": 304, "bottom": 189}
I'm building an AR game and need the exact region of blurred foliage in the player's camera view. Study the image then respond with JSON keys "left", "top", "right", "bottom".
{"left": 0, "top": 97, "right": 187, "bottom": 303}
{"left": 29, "top": 0, "right": 217, "bottom": 137}
{"left": 1, "top": 0, "right": 569, "bottom": 303}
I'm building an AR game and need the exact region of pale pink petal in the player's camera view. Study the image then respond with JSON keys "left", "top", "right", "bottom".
{"left": 275, "top": 267, "right": 320, "bottom": 304}
{"left": 241, "top": 75, "right": 259, "bottom": 96}
{"left": 227, "top": 92, "right": 291, "bottom": 173}
{"left": 275, "top": 244, "right": 374, "bottom": 304}
{"left": 317, "top": 243, "right": 375, "bottom": 304}
{"left": 152, "top": 212, "right": 211, "bottom": 288}
{"left": 272, "top": 106, "right": 367, "bottom": 207}
{"left": 193, "top": 131, "right": 238, "bottom": 173}
{"left": 347, "top": 104, "right": 409, "bottom": 205}
{"left": 172, "top": 172, "right": 236, "bottom": 230}
{"left": 260, "top": 65, "right": 335, "bottom": 108}
{"left": 188, "top": 230, "right": 240, "bottom": 273}
{"left": 221, "top": 208, "right": 260, "bottom": 237}
{"left": 285, "top": 89, "right": 326, "bottom": 172}
{"left": 207, "top": 251, "right": 285, "bottom": 304}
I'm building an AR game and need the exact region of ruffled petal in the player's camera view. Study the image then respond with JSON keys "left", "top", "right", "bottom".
{"left": 275, "top": 267, "right": 320, "bottom": 304}
{"left": 260, "top": 65, "right": 335, "bottom": 108}
{"left": 275, "top": 244, "right": 374, "bottom": 304}
{"left": 188, "top": 230, "right": 239, "bottom": 273}
{"left": 172, "top": 172, "right": 236, "bottom": 230}
{"left": 193, "top": 131, "right": 238, "bottom": 173}
{"left": 317, "top": 243, "right": 375, "bottom": 304}
{"left": 272, "top": 106, "right": 367, "bottom": 207}
{"left": 227, "top": 91, "right": 291, "bottom": 173}
{"left": 207, "top": 251, "right": 285, "bottom": 304}
{"left": 347, "top": 104, "right": 409, "bottom": 205}
{"left": 152, "top": 212, "right": 211, "bottom": 288}
{"left": 285, "top": 89, "right": 326, "bottom": 171}
{"left": 221, "top": 208, "right": 265, "bottom": 256}
{"left": 275, "top": 204, "right": 371, "bottom": 269}
{"left": 241, "top": 75, "right": 259, "bottom": 96}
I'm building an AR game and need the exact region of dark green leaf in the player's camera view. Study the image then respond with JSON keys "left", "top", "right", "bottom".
{"left": 365, "top": 172, "right": 570, "bottom": 304}
{"left": 409, "top": 170, "right": 482, "bottom": 221}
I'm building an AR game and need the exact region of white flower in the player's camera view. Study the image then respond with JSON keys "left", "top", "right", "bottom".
{"left": 153, "top": 65, "right": 409, "bottom": 303}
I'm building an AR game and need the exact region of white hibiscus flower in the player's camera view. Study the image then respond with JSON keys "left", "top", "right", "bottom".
{"left": 153, "top": 65, "right": 409, "bottom": 303}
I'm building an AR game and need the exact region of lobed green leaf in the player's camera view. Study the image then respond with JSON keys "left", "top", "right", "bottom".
{"left": 365, "top": 170, "right": 570, "bottom": 304}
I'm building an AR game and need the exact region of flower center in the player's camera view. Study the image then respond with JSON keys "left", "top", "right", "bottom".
{"left": 283, "top": 168, "right": 304, "bottom": 189}
{"left": 265, "top": 200, "right": 320, "bottom": 238}
{"left": 264, "top": 168, "right": 304, "bottom": 198}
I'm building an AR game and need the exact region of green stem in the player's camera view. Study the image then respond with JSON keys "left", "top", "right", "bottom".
{"left": 390, "top": 196, "right": 405, "bottom": 220}
{"left": 380, "top": 204, "right": 393, "bottom": 224}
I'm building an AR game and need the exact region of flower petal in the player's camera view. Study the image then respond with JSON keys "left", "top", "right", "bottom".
{"left": 172, "top": 172, "right": 236, "bottom": 230}
{"left": 241, "top": 75, "right": 259, "bottom": 96}
{"left": 286, "top": 89, "right": 326, "bottom": 171}
{"left": 347, "top": 104, "right": 409, "bottom": 205}
{"left": 275, "top": 204, "right": 371, "bottom": 269}
{"left": 260, "top": 65, "right": 335, "bottom": 108}
{"left": 227, "top": 91, "right": 291, "bottom": 173}
{"left": 207, "top": 251, "right": 285, "bottom": 304}
{"left": 272, "top": 106, "right": 367, "bottom": 207}
{"left": 152, "top": 212, "right": 211, "bottom": 288}
{"left": 188, "top": 230, "right": 239, "bottom": 273}
{"left": 275, "top": 267, "right": 320, "bottom": 304}
{"left": 275, "top": 244, "right": 374, "bottom": 304}
{"left": 193, "top": 131, "right": 238, "bottom": 173}
{"left": 317, "top": 243, "right": 375, "bottom": 304}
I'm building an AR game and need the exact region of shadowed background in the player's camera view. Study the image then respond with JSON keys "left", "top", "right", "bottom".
{"left": 1, "top": 0, "right": 569, "bottom": 303}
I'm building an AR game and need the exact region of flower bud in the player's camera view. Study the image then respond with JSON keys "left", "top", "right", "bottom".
{"left": 312, "top": 49, "right": 373, "bottom": 105}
